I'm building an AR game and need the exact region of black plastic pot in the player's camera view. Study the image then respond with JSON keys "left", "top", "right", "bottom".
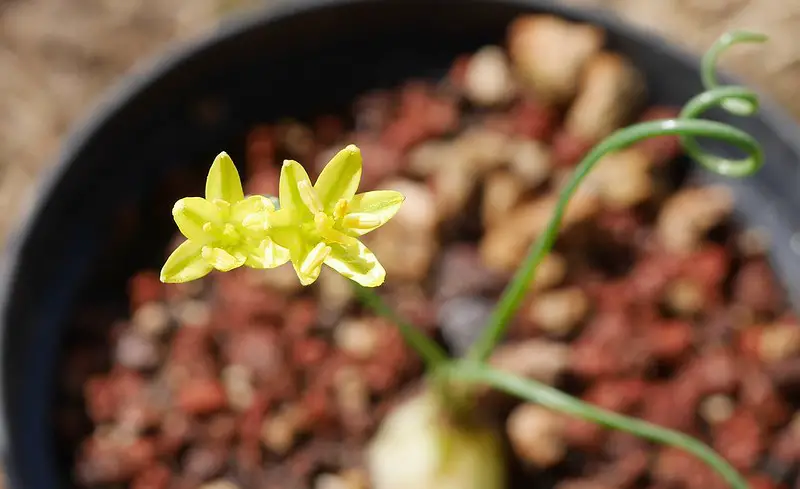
{"left": 2, "top": 0, "right": 800, "bottom": 488}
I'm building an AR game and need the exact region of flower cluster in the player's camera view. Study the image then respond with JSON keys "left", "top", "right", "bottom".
{"left": 160, "top": 145, "right": 405, "bottom": 287}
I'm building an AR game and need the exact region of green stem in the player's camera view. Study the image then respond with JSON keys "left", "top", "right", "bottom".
{"left": 466, "top": 32, "right": 766, "bottom": 363}
{"left": 352, "top": 284, "right": 449, "bottom": 368}
{"left": 448, "top": 362, "right": 749, "bottom": 489}
{"left": 466, "top": 116, "right": 762, "bottom": 362}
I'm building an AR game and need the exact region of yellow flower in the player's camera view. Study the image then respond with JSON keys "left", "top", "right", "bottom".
{"left": 270, "top": 144, "right": 404, "bottom": 287}
{"left": 160, "top": 152, "right": 290, "bottom": 283}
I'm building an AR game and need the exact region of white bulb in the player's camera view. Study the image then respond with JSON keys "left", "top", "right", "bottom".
{"left": 367, "top": 390, "right": 506, "bottom": 489}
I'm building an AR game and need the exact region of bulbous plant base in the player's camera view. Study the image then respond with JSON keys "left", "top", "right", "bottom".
{"left": 367, "top": 388, "right": 506, "bottom": 489}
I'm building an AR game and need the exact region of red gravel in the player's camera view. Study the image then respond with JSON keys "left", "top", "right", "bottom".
{"left": 55, "top": 14, "right": 800, "bottom": 489}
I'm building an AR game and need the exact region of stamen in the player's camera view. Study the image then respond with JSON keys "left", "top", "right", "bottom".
{"left": 297, "top": 181, "right": 324, "bottom": 214}
{"left": 202, "top": 222, "right": 214, "bottom": 233}
{"left": 222, "top": 223, "right": 240, "bottom": 242}
{"left": 343, "top": 213, "right": 381, "bottom": 230}
{"left": 333, "top": 199, "right": 349, "bottom": 220}
{"left": 299, "top": 243, "right": 332, "bottom": 276}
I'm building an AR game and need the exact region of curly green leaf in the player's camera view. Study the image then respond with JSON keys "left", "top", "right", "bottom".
{"left": 467, "top": 31, "right": 767, "bottom": 363}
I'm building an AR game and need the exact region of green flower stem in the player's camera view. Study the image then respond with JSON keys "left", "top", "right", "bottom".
{"left": 352, "top": 284, "right": 449, "bottom": 368}
{"left": 446, "top": 361, "right": 749, "bottom": 489}
{"left": 467, "top": 31, "right": 766, "bottom": 363}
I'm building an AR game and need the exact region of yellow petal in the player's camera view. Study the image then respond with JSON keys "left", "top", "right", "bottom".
{"left": 279, "top": 160, "right": 316, "bottom": 219}
{"left": 232, "top": 195, "right": 275, "bottom": 237}
{"left": 299, "top": 242, "right": 331, "bottom": 277}
{"left": 324, "top": 235, "right": 386, "bottom": 287}
{"left": 231, "top": 195, "right": 274, "bottom": 222}
{"left": 269, "top": 227, "right": 320, "bottom": 286}
{"left": 244, "top": 237, "right": 291, "bottom": 269}
{"left": 201, "top": 246, "right": 246, "bottom": 272}
{"left": 205, "top": 152, "right": 245, "bottom": 204}
{"left": 160, "top": 240, "right": 213, "bottom": 283}
{"left": 293, "top": 258, "right": 323, "bottom": 285}
{"left": 292, "top": 241, "right": 327, "bottom": 286}
{"left": 314, "top": 144, "right": 362, "bottom": 211}
{"left": 343, "top": 190, "right": 405, "bottom": 236}
{"left": 172, "top": 197, "right": 221, "bottom": 242}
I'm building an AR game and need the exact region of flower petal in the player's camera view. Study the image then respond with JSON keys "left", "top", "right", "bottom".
{"left": 324, "top": 235, "right": 386, "bottom": 287}
{"left": 160, "top": 240, "right": 213, "bottom": 283}
{"left": 201, "top": 246, "right": 246, "bottom": 272}
{"left": 244, "top": 237, "right": 291, "bottom": 269}
{"left": 231, "top": 195, "right": 274, "bottom": 221}
{"left": 301, "top": 242, "right": 332, "bottom": 275}
{"left": 314, "top": 144, "right": 362, "bottom": 210}
{"left": 270, "top": 227, "right": 320, "bottom": 286}
{"left": 342, "top": 190, "right": 405, "bottom": 236}
{"left": 205, "top": 152, "right": 245, "bottom": 204}
{"left": 294, "top": 263, "right": 323, "bottom": 286}
{"left": 279, "top": 160, "right": 315, "bottom": 219}
{"left": 173, "top": 197, "right": 221, "bottom": 242}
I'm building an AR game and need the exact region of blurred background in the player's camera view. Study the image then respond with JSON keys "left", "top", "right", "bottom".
{"left": 0, "top": 0, "right": 798, "bottom": 247}
{"left": 1, "top": 0, "right": 800, "bottom": 485}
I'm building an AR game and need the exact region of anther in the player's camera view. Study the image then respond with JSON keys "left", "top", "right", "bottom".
{"left": 343, "top": 213, "right": 381, "bottom": 230}
{"left": 333, "top": 199, "right": 349, "bottom": 220}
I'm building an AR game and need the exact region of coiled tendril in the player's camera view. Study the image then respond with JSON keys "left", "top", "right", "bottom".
{"left": 356, "top": 31, "right": 767, "bottom": 489}
{"left": 454, "top": 30, "right": 768, "bottom": 489}
{"left": 468, "top": 30, "right": 767, "bottom": 362}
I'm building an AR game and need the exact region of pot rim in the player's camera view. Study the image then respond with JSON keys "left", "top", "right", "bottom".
{"left": 2, "top": 0, "right": 799, "bottom": 485}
